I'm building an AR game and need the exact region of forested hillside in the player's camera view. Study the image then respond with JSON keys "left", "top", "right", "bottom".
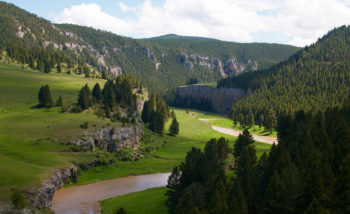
{"left": 218, "top": 25, "right": 350, "bottom": 126}
{"left": 0, "top": 2, "right": 299, "bottom": 95}
{"left": 167, "top": 101, "right": 350, "bottom": 213}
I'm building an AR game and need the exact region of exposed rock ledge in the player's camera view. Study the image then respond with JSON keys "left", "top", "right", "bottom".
{"left": 30, "top": 165, "right": 77, "bottom": 209}
{"left": 72, "top": 125, "right": 144, "bottom": 152}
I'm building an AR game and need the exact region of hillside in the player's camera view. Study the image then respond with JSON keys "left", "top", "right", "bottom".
{"left": 218, "top": 25, "right": 350, "bottom": 123}
{"left": 0, "top": 2, "right": 299, "bottom": 95}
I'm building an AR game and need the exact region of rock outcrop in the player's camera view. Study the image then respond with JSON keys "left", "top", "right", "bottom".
{"left": 72, "top": 126, "right": 144, "bottom": 152}
{"left": 178, "top": 53, "right": 258, "bottom": 77}
{"left": 30, "top": 165, "right": 77, "bottom": 209}
{"left": 176, "top": 85, "right": 246, "bottom": 114}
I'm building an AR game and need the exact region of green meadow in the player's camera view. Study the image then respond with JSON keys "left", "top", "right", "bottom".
{"left": 0, "top": 62, "right": 108, "bottom": 200}
{"left": 100, "top": 187, "right": 169, "bottom": 214}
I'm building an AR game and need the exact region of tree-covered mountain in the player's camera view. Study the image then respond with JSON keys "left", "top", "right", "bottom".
{"left": 218, "top": 25, "right": 350, "bottom": 126}
{"left": 0, "top": 2, "right": 299, "bottom": 95}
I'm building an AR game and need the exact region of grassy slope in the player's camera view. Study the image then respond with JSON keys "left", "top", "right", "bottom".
{"left": 100, "top": 187, "right": 169, "bottom": 214}
{"left": 0, "top": 62, "right": 108, "bottom": 200}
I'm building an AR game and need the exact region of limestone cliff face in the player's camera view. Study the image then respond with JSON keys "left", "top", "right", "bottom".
{"left": 176, "top": 85, "right": 246, "bottom": 114}
{"left": 30, "top": 165, "right": 77, "bottom": 209}
{"left": 72, "top": 126, "right": 144, "bottom": 152}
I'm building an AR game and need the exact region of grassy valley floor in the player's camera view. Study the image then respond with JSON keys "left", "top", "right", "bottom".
{"left": 0, "top": 62, "right": 272, "bottom": 211}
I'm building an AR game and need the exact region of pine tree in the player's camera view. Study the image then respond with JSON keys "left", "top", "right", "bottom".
{"left": 56, "top": 96, "right": 63, "bottom": 106}
{"left": 57, "top": 63, "right": 62, "bottom": 73}
{"left": 175, "top": 191, "right": 201, "bottom": 214}
{"left": 233, "top": 129, "right": 255, "bottom": 161}
{"left": 29, "top": 56, "right": 35, "bottom": 69}
{"left": 115, "top": 207, "right": 127, "bottom": 214}
{"left": 141, "top": 101, "right": 152, "bottom": 123}
{"left": 102, "top": 68, "right": 108, "bottom": 80}
{"left": 259, "top": 114, "right": 264, "bottom": 128}
{"left": 265, "top": 109, "right": 277, "bottom": 133}
{"left": 38, "top": 84, "right": 53, "bottom": 108}
{"left": 44, "top": 60, "right": 51, "bottom": 73}
{"left": 169, "top": 118, "right": 179, "bottom": 136}
{"left": 92, "top": 83, "right": 102, "bottom": 104}
{"left": 77, "top": 84, "right": 92, "bottom": 110}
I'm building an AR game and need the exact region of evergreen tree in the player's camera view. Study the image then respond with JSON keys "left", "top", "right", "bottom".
{"left": 102, "top": 68, "right": 108, "bottom": 80}
{"left": 171, "top": 110, "right": 176, "bottom": 119}
{"left": 141, "top": 100, "right": 152, "bottom": 123}
{"left": 259, "top": 114, "right": 264, "bottom": 128}
{"left": 28, "top": 56, "right": 35, "bottom": 69}
{"left": 92, "top": 83, "right": 102, "bottom": 104}
{"left": 115, "top": 207, "right": 127, "bottom": 214}
{"left": 175, "top": 191, "right": 201, "bottom": 214}
{"left": 38, "top": 84, "right": 53, "bottom": 108}
{"left": 56, "top": 95, "right": 63, "bottom": 106}
{"left": 77, "top": 84, "right": 92, "bottom": 110}
{"left": 265, "top": 109, "right": 277, "bottom": 133}
{"left": 169, "top": 118, "right": 179, "bottom": 136}
{"left": 44, "top": 60, "right": 51, "bottom": 73}
{"left": 57, "top": 63, "right": 62, "bottom": 73}
{"left": 233, "top": 129, "right": 254, "bottom": 162}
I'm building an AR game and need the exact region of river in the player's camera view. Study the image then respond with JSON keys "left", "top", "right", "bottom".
{"left": 52, "top": 173, "right": 171, "bottom": 214}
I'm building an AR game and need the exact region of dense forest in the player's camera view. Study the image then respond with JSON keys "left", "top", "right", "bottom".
{"left": 0, "top": 2, "right": 299, "bottom": 95}
{"left": 167, "top": 100, "right": 350, "bottom": 213}
{"left": 217, "top": 26, "right": 350, "bottom": 127}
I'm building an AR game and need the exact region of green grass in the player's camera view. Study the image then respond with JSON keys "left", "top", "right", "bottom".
{"left": 207, "top": 118, "right": 277, "bottom": 137}
{"left": 100, "top": 187, "right": 169, "bottom": 214}
{"left": 0, "top": 62, "right": 108, "bottom": 200}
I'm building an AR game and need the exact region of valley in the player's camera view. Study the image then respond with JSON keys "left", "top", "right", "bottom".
{"left": 0, "top": 61, "right": 271, "bottom": 212}
{"left": 0, "top": 1, "right": 350, "bottom": 214}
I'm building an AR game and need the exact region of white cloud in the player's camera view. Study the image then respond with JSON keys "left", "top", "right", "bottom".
{"left": 53, "top": 0, "right": 350, "bottom": 47}
{"left": 119, "top": 2, "right": 136, "bottom": 12}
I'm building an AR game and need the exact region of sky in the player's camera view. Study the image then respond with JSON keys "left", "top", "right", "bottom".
{"left": 4, "top": 0, "right": 350, "bottom": 47}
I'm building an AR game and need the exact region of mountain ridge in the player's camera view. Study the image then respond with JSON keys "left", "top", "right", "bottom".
{"left": 0, "top": 1, "right": 300, "bottom": 94}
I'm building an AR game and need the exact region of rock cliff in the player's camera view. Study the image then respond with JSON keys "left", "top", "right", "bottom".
{"left": 72, "top": 126, "right": 144, "bottom": 152}
{"left": 30, "top": 165, "right": 77, "bottom": 209}
{"left": 176, "top": 85, "right": 246, "bottom": 114}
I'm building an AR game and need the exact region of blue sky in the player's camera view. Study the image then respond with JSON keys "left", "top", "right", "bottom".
{"left": 3, "top": 0, "right": 350, "bottom": 47}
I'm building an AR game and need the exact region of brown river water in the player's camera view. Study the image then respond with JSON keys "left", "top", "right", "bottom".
{"left": 52, "top": 173, "right": 171, "bottom": 214}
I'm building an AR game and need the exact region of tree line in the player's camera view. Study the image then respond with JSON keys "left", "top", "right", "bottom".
{"left": 37, "top": 74, "right": 142, "bottom": 122}
{"left": 141, "top": 94, "right": 170, "bottom": 136}
{"left": 167, "top": 99, "right": 350, "bottom": 213}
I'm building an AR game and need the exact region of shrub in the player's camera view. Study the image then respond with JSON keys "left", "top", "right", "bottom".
{"left": 80, "top": 122, "right": 88, "bottom": 129}
{"left": 11, "top": 189, "right": 27, "bottom": 209}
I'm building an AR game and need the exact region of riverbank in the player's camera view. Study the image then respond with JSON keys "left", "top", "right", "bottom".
{"left": 52, "top": 173, "right": 170, "bottom": 214}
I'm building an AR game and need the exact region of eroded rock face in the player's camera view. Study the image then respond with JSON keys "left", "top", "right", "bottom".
{"left": 109, "top": 66, "right": 123, "bottom": 78}
{"left": 176, "top": 85, "right": 246, "bottom": 114}
{"left": 178, "top": 53, "right": 258, "bottom": 76}
{"left": 30, "top": 165, "right": 77, "bottom": 209}
{"left": 72, "top": 126, "right": 144, "bottom": 152}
